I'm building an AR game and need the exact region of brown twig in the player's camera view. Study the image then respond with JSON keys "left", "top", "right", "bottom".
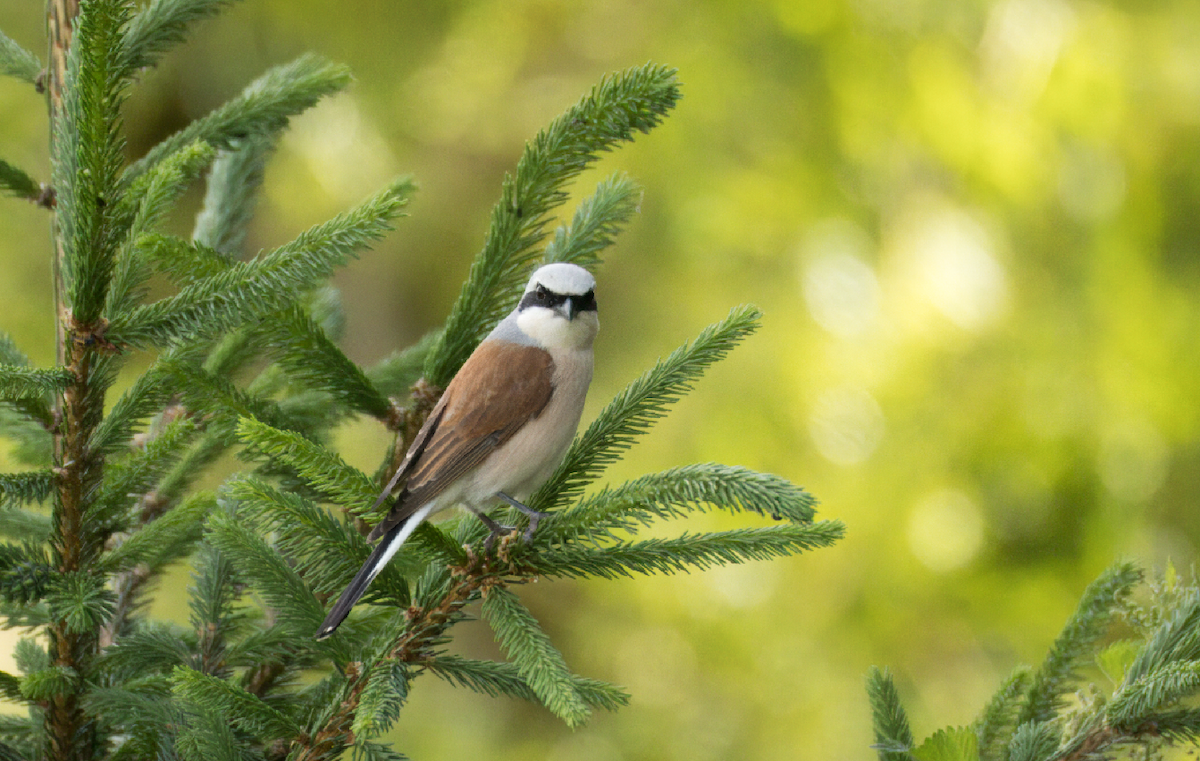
{"left": 47, "top": 313, "right": 107, "bottom": 761}
{"left": 1056, "top": 721, "right": 1163, "bottom": 761}
{"left": 291, "top": 551, "right": 522, "bottom": 760}
{"left": 44, "top": 4, "right": 100, "bottom": 759}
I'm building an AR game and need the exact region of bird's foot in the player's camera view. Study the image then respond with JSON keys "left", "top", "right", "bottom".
{"left": 496, "top": 492, "right": 552, "bottom": 541}
{"left": 475, "top": 511, "right": 516, "bottom": 552}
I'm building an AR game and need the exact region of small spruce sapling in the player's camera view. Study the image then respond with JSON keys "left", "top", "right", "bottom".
{"left": 0, "top": 2, "right": 842, "bottom": 760}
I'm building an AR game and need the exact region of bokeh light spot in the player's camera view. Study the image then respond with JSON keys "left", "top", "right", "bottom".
{"left": 905, "top": 207, "right": 1007, "bottom": 331}
{"left": 801, "top": 219, "right": 881, "bottom": 337}
{"left": 980, "top": 0, "right": 1075, "bottom": 102}
{"left": 286, "top": 94, "right": 397, "bottom": 203}
{"left": 808, "top": 386, "right": 885, "bottom": 465}
{"left": 907, "top": 488, "right": 986, "bottom": 572}
{"left": 708, "top": 562, "right": 779, "bottom": 610}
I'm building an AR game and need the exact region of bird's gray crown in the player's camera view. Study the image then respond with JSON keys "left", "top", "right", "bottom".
{"left": 524, "top": 262, "right": 595, "bottom": 296}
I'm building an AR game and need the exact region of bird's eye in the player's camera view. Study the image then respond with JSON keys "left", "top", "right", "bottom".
{"left": 535, "top": 285, "right": 548, "bottom": 301}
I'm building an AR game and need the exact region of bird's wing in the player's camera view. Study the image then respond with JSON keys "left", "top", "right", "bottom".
{"left": 367, "top": 341, "right": 554, "bottom": 540}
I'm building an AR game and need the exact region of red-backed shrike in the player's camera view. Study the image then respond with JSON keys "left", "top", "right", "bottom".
{"left": 316, "top": 263, "right": 598, "bottom": 639}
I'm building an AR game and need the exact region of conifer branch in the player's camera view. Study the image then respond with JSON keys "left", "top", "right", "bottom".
{"left": 235, "top": 418, "right": 379, "bottom": 512}
{"left": 0, "top": 543, "right": 54, "bottom": 605}
{"left": 1121, "top": 587, "right": 1200, "bottom": 686}
{"left": 193, "top": 134, "right": 275, "bottom": 255}
{"left": 121, "top": 140, "right": 215, "bottom": 241}
{"left": 106, "top": 140, "right": 217, "bottom": 318}
{"left": 99, "top": 491, "right": 213, "bottom": 575}
{"left": 0, "top": 509, "right": 52, "bottom": 544}
{"left": 111, "top": 178, "right": 414, "bottom": 348}
{"left": 186, "top": 544, "right": 240, "bottom": 678}
{"left": 873, "top": 563, "right": 1200, "bottom": 761}
{"left": 138, "top": 234, "right": 233, "bottom": 286}
{"left": 424, "top": 63, "right": 681, "bottom": 386}
{"left": 262, "top": 308, "right": 393, "bottom": 421}
{"left": 1108, "top": 660, "right": 1200, "bottom": 725}
{"left": 52, "top": 0, "right": 131, "bottom": 326}
{"left": 0, "top": 30, "right": 42, "bottom": 85}
{"left": 351, "top": 660, "right": 408, "bottom": 740}
{"left": 481, "top": 585, "right": 590, "bottom": 727}
{"left": 0, "top": 336, "right": 60, "bottom": 433}
{"left": 975, "top": 666, "right": 1032, "bottom": 760}
{"left": 867, "top": 666, "right": 914, "bottom": 761}
{"left": 530, "top": 304, "right": 763, "bottom": 513}
{"left": 172, "top": 665, "right": 303, "bottom": 740}
{"left": 541, "top": 462, "right": 815, "bottom": 546}
{"left": 175, "top": 702, "right": 251, "bottom": 761}
{"left": 1007, "top": 721, "right": 1060, "bottom": 761}
{"left": 423, "top": 654, "right": 630, "bottom": 711}
{"left": 0, "top": 159, "right": 42, "bottom": 202}
{"left": 292, "top": 558, "right": 496, "bottom": 760}
{"left": 125, "top": 53, "right": 351, "bottom": 181}
{"left": 0, "top": 471, "right": 57, "bottom": 508}
{"left": 119, "top": 0, "right": 236, "bottom": 77}
{"left": 92, "top": 415, "right": 198, "bottom": 529}
{"left": 1019, "top": 562, "right": 1140, "bottom": 724}
{"left": 204, "top": 510, "right": 328, "bottom": 641}
{"left": 0, "top": 365, "right": 75, "bottom": 401}
{"left": 224, "top": 474, "right": 410, "bottom": 606}
{"left": 533, "top": 523, "right": 845, "bottom": 580}
{"left": 86, "top": 680, "right": 183, "bottom": 758}
{"left": 542, "top": 173, "right": 642, "bottom": 270}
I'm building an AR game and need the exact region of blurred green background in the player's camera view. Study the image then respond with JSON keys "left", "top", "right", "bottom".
{"left": 3, "top": 0, "right": 1200, "bottom": 758}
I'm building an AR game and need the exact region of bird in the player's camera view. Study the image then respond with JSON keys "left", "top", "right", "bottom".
{"left": 315, "top": 262, "right": 599, "bottom": 640}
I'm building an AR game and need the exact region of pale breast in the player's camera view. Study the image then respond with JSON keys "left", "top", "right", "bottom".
{"left": 462, "top": 345, "right": 594, "bottom": 505}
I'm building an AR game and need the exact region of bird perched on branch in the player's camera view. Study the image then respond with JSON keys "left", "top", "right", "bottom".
{"left": 316, "top": 262, "right": 599, "bottom": 640}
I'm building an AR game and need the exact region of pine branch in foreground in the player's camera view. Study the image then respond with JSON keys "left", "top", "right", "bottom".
{"left": 192, "top": 134, "right": 275, "bottom": 256}
{"left": 482, "top": 585, "right": 590, "bottom": 728}
{"left": 542, "top": 173, "right": 642, "bottom": 271}
{"left": 1019, "top": 561, "right": 1140, "bottom": 724}
{"left": 867, "top": 666, "right": 914, "bottom": 761}
{"left": 869, "top": 562, "right": 1200, "bottom": 761}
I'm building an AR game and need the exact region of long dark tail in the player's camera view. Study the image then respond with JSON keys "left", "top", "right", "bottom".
{"left": 314, "top": 504, "right": 433, "bottom": 640}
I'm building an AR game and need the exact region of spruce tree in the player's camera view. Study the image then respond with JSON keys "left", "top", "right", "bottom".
{"left": 0, "top": 2, "right": 843, "bottom": 759}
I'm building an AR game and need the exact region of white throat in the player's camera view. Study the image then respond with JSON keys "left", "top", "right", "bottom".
{"left": 516, "top": 308, "right": 598, "bottom": 351}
